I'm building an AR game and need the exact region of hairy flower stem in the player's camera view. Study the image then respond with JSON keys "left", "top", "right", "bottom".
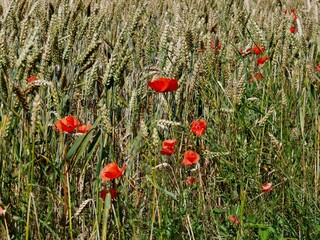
{"left": 102, "top": 193, "right": 111, "bottom": 240}
{"left": 59, "top": 132, "right": 69, "bottom": 237}
{"left": 67, "top": 172, "right": 74, "bottom": 240}
{"left": 26, "top": 127, "right": 34, "bottom": 240}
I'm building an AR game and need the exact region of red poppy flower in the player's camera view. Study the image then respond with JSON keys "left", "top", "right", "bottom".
{"left": 249, "top": 73, "right": 263, "bottom": 83}
{"left": 182, "top": 150, "right": 200, "bottom": 166}
{"left": 316, "top": 63, "right": 320, "bottom": 72}
{"left": 293, "top": 13, "right": 297, "bottom": 21}
{"left": 27, "top": 75, "right": 36, "bottom": 83}
{"left": 186, "top": 176, "right": 198, "bottom": 185}
{"left": 148, "top": 78, "right": 178, "bottom": 93}
{"left": 55, "top": 116, "right": 80, "bottom": 133}
{"left": 160, "top": 139, "right": 177, "bottom": 155}
{"left": 100, "top": 188, "right": 117, "bottom": 200}
{"left": 290, "top": 26, "right": 296, "bottom": 33}
{"left": 100, "top": 162, "right": 127, "bottom": 182}
{"left": 210, "top": 40, "right": 222, "bottom": 51}
{"left": 252, "top": 45, "right": 264, "bottom": 55}
{"left": 261, "top": 183, "right": 273, "bottom": 193}
{"left": 0, "top": 205, "right": 5, "bottom": 216}
{"left": 191, "top": 119, "right": 207, "bottom": 136}
{"left": 77, "top": 124, "right": 92, "bottom": 133}
{"left": 257, "top": 57, "right": 269, "bottom": 66}
{"left": 228, "top": 215, "right": 239, "bottom": 225}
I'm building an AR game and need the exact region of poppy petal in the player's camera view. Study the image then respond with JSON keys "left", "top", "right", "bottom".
{"left": 148, "top": 78, "right": 168, "bottom": 92}
{"left": 261, "top": 183, "right": 273, "bottom": 193}
{"left": 182, "top": 158, "right": 193, "bottom": 166}
{"left": 148, "top": 78, "right": 178, "bottom": 92}
{"left": 100, "top": 162, "right": 126, "bottom": 182}
{"left": 56, "top": 116, "right": 80, "bottom": 133}
{"left": 165, "top": 79, "right": 178, "bottom": 92}
{"left": 78, "top": 124, "right": 92, "bottom": 133}
{"left": 182, "top": 150, "right": 200, "bottom": 166}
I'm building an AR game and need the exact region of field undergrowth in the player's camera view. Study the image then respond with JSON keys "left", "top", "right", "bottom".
{"left": 0, "top": 0, "right": 320, "bottom": 239}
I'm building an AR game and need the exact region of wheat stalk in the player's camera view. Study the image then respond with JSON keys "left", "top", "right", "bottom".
{"left": 256, "top": 106, "right": 275, "bottom": 127}
{"left": 73, "top": 199, "right": 92, "bottom": 218}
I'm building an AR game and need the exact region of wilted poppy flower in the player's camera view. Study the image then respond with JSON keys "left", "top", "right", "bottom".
{"left": 148, "top": 78, "right": 178, "bottom": 93}
{"left": 77, "top": 124, "right": 92, "bottom": 133}
{"left": 284, "top": 8, "right": 295, "bottom": 14}
{"left": 293, "top": 13, "right": 297, "bottom": 21}
{"left": 252, "top": 45, "right": 264, "bottom": 55}
{"left": 100, "top": 188, "right": 117, "bottom": 200}
{"left": 27, "top": 75, "right": 36, "bottom": 83}
{"left": 239, "top": 48, "right": 251, "bottom": 55}
{"left": 55, "top": 116, "right": 80, "bottom": 133}
{"left": 257, "top": 57, "right": 269, "bottom": 66}
{"left": 191, "top": 119, "right": 207, "bottom": 136}
{"left": 160, "top": 139, "right": 177, "bottom": 155}
{"left": 228, "top": 215, "right": 239, "bottom": 225}
{"left": 186, "top": 176, "right": 198, "bottom": 185}
{"left": 290, "top": 26, "right": 296, "bottom": 33}
{"left": 261, "top": 183, "right": 273, "bottom": 193}
{"left": 100, "top": 162, "right": 127, "bottom": 182}
{"left": 182, "top": 150, "right": 200, "bottom": 166}
{"left": 249, "top": 73, "right": 263, "bottom": 83}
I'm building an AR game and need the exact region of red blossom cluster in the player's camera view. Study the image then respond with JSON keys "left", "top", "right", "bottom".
{"left": 147, "top": 81, "right": 208, "bottom": 185}
{"left": 97, "top": 72, "right": 275, "bottom": 216}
